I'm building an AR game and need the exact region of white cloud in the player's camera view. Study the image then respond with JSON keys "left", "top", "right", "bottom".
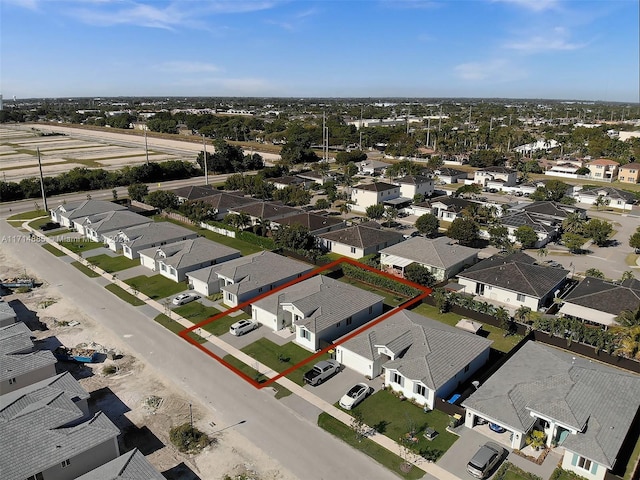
{"left": 492, "top": 0, "right": 560, "bottom": 12}
{"left": 454, "top": 58, "right": 526, "bottom": 82}
{"left": 505, "top": 27, "right": 585, "bottom": 53}
{"left": 3, "top": 0, "right": 40, "bottom": 11}
{"left": 155, "top": 61, "right": 223, "bottom": 74}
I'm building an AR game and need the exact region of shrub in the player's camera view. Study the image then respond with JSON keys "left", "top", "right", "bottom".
{"left": 102, "top": 365, "right": 117, "bottom": 375}
{"left": 169, "top": 423, "right": 211, "bottom": 454}
{"left": 341, "top": 263, "right": 421, "bottom": 297}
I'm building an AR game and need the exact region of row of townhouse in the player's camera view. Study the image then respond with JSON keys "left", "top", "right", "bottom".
{"left": 0, "top": 321, "right": 163, "bottom": 480}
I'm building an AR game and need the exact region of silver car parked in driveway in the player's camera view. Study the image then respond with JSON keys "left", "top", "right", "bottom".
{"left": 467, "top": 441, "right": 505, "bottom": 478}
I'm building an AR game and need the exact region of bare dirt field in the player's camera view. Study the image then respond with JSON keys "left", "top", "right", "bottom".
{"left": 1, "top": 246, "right": 297, "bottom": 480}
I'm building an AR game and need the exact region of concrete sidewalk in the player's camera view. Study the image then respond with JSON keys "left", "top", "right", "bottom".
{"left": 28, "top": 221, "right": 462, "bottom": 480}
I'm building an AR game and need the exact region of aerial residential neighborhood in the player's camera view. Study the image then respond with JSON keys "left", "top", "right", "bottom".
{"left": 1, "top": 1, "right": 640, "bottom": 480}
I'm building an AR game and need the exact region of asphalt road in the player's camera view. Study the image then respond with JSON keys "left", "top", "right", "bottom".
{"left": 0, "top": 220, "right": 398, "bottom": 480}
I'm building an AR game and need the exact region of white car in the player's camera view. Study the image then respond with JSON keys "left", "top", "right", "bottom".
{"left": 229, "top": 319, "right": 259, "bottom": 336}
{"left": 339, "top": 383, "right": 371, "bottom": 410}
{"left": 172, "top": 293, "right": 200, "bottom": 306}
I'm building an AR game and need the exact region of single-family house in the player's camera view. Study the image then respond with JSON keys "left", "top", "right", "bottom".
{"left": 617, "top": 162, "right": 640, "bottom": 184}
{"left": 513, "top": 201, "right": 586, "bottom": 224}
{"left": 75, "top": 448, "right": 165, "bottom": 480}
{"left": 433, "top": 168, "right": 468, "bottom": 184}
{"left": 350, "top": 182, "right": 401, "bottom": 213}
{"left": 336, "top": 310, "right": 492, "bottom": 409}
{"left": 170, "top": 184, "right": 219, "bottom": 204}
{"left": 226, "top": 201, "right": 301, "bottom": 226}
{"left": 1, "top": 322, "right": 57, "bottom": 394}
{"left": 296, "top": 171, "right": 331, "bottom": 186}
{"left": 463, "top": 341, "right": 640, "bottom": 480}
{"left": 251, "top": 275, "right": 384, "bottom": 351}
{"left": 474, "top": 166, "right": 517, "bottom": 188}
{"left": 573, "top": 186, "right": 637, "bottom": 211}
{"left": 187, "top": 251, "right": 313, "bottom": 304}
{"left": 356, "top": 159, "right": 391, "bottom": 176}
{"left": 423, "top": 196, "right": 476, "bottom": 222}
{"left": 394, "top": 175, "right": 434, "bottom": 199}
{"left": 80, "top": 210, "right": 151, "bottom": 242}
{"left": 196, "top": 192, "right": 261, "bottom": 220}
{"left": 456, "top": 252, "right": 569, "bottom": 312}
{"left": 496, "top": 211, "right": 560, "bottom": 248}
{"left": 0, "top": 300, "right": 17, "bottom": 327}
{"left": 0, "top": 384, "right": 120, "bottom": 480}
{"left": 103, "top": 222, "right": 198, "bottom": 258}
{"left": 587, "top": 158, "right": 619, "bottom": 180}
{"left": 271, "top": 212, "right": 346, "bottom": 236}
{"left": 50, "top": 200, "right": 126, "bottom": 228}
{"left": 267, "top": 176, "right": 308, "bottom": 190}
{"left": 380, "top": 236, "right": 479, "bottom": 282}
{"left": 138, "top": 237, "right": 241, "bottom": 282}
{"left": 558, "top": 277, "right": 640, "bottom": 327}
{"left": 317, "top": 222, "right": 404, "bottom": 259}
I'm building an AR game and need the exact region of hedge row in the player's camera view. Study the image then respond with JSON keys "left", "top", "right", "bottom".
{"left": 341, "top": 263, "right": 421, "bottom": 297}
{"left": 237, "top": 230, "right": 275, "bottom": 249}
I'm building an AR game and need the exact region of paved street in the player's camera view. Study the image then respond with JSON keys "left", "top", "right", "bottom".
{"left": 0, "top": 220, "right": 399, "bottom": 480}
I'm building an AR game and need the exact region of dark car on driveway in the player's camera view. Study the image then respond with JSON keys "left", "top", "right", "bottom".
{"left": 467, "top": 441, "right": 506, "bottom": 478}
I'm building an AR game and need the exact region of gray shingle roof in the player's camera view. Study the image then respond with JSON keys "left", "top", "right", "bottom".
{"left": 231, "top": 201, "right": 300, "bottom": 221}
{"left": 462, "top": 341, "right": 640, "bottom": 468}
{"left": 380, "top": 236, "right": 478, "bottom": 269}
{"left": 170, "top": 184, "right": 218, "bottom": 201}
{"left": 0, "top": 301, "right": 17, "bottom": 324}
{"left": 562, "top": 277, "right": 640, "bottom": 315}
{"left": 75, "top": 449, "right": 164, "bottom": 480}
{"left": 518, "top": 201, "right": 585, "bottom": 220}
{"left": 0, "top": 390, "right": 120, "bottom": 480}
{"left": 1, "top": 350, "right": 57, "bottom": 383}
{"left": 105, "top": 221, "right": 195, "bottom": 248}
{"left": 140, "top": 237, "right": 240, "bottom": 269}
{"left": 341, "top": 310, "right": 492, "bottom": 390}
{"left": 0, "top": 372, "right": 89, "bottom": 410}
{"left": 273, "top": 212, "right": 345, "bottom": 232}
{"left": 317, "top": 224, "right": 404, "bottom": 250}
{"left": 0, "top": 321, "right": 33, "bottom": 355}
{"left": 500, "top": 211, "right": 557, "bottom": 233}
{"left": 354, "top": 182, "right": 398, "bottom": 192}
{"left": 253, "top": 275, "right": 384, "bottom": 333}
{"left": 59, "top": 200, "right": 127, "bottom": 221}
{"left": 578, "top": 186, "right": 637, "bottom": 203}
{"left": 83, "top": 210, "right": 150, "bottom": 235}
{"left": 395, "top": 175, "right": 433, "bottom": 185}
{"left": 458, "top": 252, "right": 569, "bottom": 298}
{"left": 197, "top": 192, "right": 259, "bottom": 212}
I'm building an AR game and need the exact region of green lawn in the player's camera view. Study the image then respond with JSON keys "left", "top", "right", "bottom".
{"left": 86, "top": 254, "right": 140, "bottom": 273}
{"left": 549, "top": 468, "right": 589, "bottom": 480}
{"left": 346, "top": 389, "right": 458, "bottom": 462}
{"left": 59, "top": 239, "right": 103, "bottom": 255}
{"left": 71, "top": 261, "right": 101, "bottom": 278}
{"left": 174, "top": 302, "right": 222, "bottom": 323}
{"left": 318, "top": 412, "right": 425, "bottom": 480}
{"left": 410, "top": 303, "right": 523, "bottom": 353}
{"left": 221, "top": 355, "right": 292, "bottom": 398}
{"left": 153, "top": 314, "right": 205, "bottom": 343}
{"left": 160, "top": 217, "right": 265, "bottom": 256}
{"left": 45, "top": 228, "right": 72, "bottom": 237}
{"left": 625, "top": 253, "right": 639, "bottom": 267}
{"left": 42, "top": 243, "right": 66, "bottom": 257}
{"left": 8, "top": 210, "right": 48, "bottom": 221}
{"left": 105, "top": 284, "right": 145, "bottom": 306}
{"left": 201, "top": 311, "right": 251, "bottom": 336}
{"left": 240, "top": 338, "right": 330, "bottom": 386}
{"left": 494, "top": 462, "right": 542, "bottom": 480}
{"left": 339, "top": 277, "right": 413, "bottom": 308}
{"left": 28, "top": 216, "right": 57, "bottom": 229}
{"left": 124, "top": 274, "right": 186, "bottom": 299}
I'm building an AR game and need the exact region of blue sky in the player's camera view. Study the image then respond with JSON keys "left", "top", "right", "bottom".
{"left": 1, "top": 0, "right": 638, "bottom": 102}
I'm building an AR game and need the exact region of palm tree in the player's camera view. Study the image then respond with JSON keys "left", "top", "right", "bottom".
{"left": 514, "top": 306, "right": 532, "bottom": 324}
{"left": 338, "top": 202, "right": 352, "bottom": 217}
{"left": 562, "top": 212, "right": 585, "bottom": 234}
{"left": 615, "top": 305, "right": 640, "bottom": 328}
{"left": 612, "top": 325, "right": 640, "bottom": 360}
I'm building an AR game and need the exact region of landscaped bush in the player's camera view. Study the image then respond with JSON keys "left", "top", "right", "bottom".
{"left": 493, "top": 462, "right": 542, "bottom": 480}
{"left": 169, "top": 423, "right": 212, "bottom": 454}
{"left": 237, "top": 230, "right": 275, "bottom": 249}
{"left": 341, "top": 263, "right": 421, "bottom": 298}
{"left": 549, "top": 467, "right": 589, "bottom": 480}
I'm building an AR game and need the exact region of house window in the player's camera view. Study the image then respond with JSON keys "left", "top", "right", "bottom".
{"left": 258, "top": 287, "right": 263, "bottom": 292}
{"left": 336, "top": 322, "right": 341, "bottom": 328}
{"left": 160, "top": 264, "right": 166, "bottom": 271}
{"left": 61, "top": 459, "right": 71, "bottom": 468}
{"left": 300, "top": 329, "right": 310, "bottom": 340}
{"left": 391, "top": 372, "right": 404, "bottom": 386}
{"left": 414, "top": 384, "right": 426, "bottom": 396}
{"left": 577, "top": 456, "right": 592, "bottom": 470}
{"left": 476, "top": 283, "right": 485, "bottom": 295}
{"left": 346, "top": 317, "right": 352, "bottom": 326}
{"left": 517, "top": 293, "right": 526, "bottom": 302}
{"left": 8, "top": 378, "right": 16, "bottom": 385}
{"left": 26, "top": 474, "right": 44, "bottom": 480}
{"left": 350, "top": 247, "right": 356, "bottom": 254}
{"left": 226, "top": 293, "right": 233, "bottom": 301}
{"left": 464, "top": 363, "right": 470, "bottom": 373}
{"left": 369, "top": 305, "right": 373, "bottom": 314}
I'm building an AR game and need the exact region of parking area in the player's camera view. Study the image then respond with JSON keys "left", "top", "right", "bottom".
{"left": 437, "top": 426, "right": 506, "bottom": 479}
{"left": 304, "top": 365, "right": 380, "bottom": 407}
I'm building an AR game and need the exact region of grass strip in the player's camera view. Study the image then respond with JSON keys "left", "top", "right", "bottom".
{"left": 42, "top": 243, "right": 66, "bottom": 257}
{"left": 71, "top": 261, "right": 100, "bottom": 278}
{"left": 153, "top": 314, "right": 206, "bottom": 344}
{"left": 7, "top": 210, "right": 48, "bottom": 221}
{"left": 222, "top": 355, "right": 291, "bottom": 398}
{"left": 317, "top": 412, "right": 425, "bottom": 480}
{"left": 105, "top": 283, "right": 145, "bottom": 306}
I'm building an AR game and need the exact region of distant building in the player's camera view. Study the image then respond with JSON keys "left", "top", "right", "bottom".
{"left": 618, "top": 162, "right": 640, "bottom": 184}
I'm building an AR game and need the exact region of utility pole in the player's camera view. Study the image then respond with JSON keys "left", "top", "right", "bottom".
{"left": 359, "top": 105, "right": 363, "bottom": 150}
{"left": 202, "top": 134, "right": 209, "bottom": 185}
{"left": 426, "top": 118, "right": 431, "bottom": 148}
{"left": 37, "top": 147, "right": 48, "bottom": 212}
{"left": 144, "top": 129, "right": 149, "bottom": 165}
{"left": 322, "top": 112, "right": 329, "bottom": 162}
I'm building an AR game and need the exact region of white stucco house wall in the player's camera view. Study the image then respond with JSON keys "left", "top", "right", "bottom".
{"left": 186, "top": 251, "right": 313, "bottom": 305}
{"left": 394, "top": 175, "right": 434, "bottom": 199}
{"left": 250, "top": 275, "right": 384, "bottom": 351}
{"left": 474, "top": 167, "right": 517, "bottom": 188}
{"left": 138, "top": 237, "right": 241, "bottom": 282}
{"left": 336, "top": 310, "right": 492, "bottom": 409}
{"left": 463, "top": 341, "right": 640, "bottom": 480}
{"left": 350, "top": 182, "right": 400, "bottom": 213}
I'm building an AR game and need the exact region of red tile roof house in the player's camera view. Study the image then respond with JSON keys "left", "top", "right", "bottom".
{"left": 586, "top": 158, "right": 619, "bottom": 181}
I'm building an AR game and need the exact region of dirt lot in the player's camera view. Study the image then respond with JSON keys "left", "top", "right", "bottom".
{"left": 1, "top": 247, "right": 297, "bottom": 480}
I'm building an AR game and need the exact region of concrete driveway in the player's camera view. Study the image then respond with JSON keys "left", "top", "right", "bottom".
{"left": 306, "top": 365, "right": 380, "bottom": 409}
{"left": 437, "top": 426, "right": 506, "bottom": 479}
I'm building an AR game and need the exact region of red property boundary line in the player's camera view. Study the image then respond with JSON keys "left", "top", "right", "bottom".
{"left": 178, "top": 257, "right": 432, "bottom": 389}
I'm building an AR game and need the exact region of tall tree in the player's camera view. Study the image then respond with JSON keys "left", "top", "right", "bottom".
{"left": 583, "top": 218, "right": 613, "bottom": 246}
{"left": 365, "top": 204, "right": 386, "bottom": 220}
{"left": 446, "top": 217, "right": 479, "bottom": 246}
{"left": 415, "top": 213, "right": 440, "bottom": 237}
{"left": 515, "top": 225, "right": 539, "bottom": 249}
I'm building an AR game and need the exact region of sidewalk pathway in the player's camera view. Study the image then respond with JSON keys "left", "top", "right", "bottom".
{"left": 26, "top": 220, "right": 461, "bottom": 480}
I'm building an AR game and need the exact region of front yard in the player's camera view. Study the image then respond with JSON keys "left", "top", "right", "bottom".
{"left": 59, "top": 239, "right": 103, "bottom": 255}
{"left": 174, "top": 302, "right": 222, "bottom": 324}
{"left": 153, "top": 314, "right": 205, "bottom": 344}
{"left": 86, "top": 253, "right": 140, "bottom": 273}
{"left": 124, "top": 274, "right": 186, "bottom": 300}
{"left": 344, "top": 388, "right": 458, "bottom": 462}
{"left": 409, "top": 303, "right": 523, "bottom": 353}
{"left": 201, "top": 311, "right": 251, "bottom": 336}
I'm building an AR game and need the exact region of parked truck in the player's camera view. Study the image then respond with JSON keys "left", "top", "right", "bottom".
{"left": 303, "top": 360, "right": 340, "bottom": 386}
